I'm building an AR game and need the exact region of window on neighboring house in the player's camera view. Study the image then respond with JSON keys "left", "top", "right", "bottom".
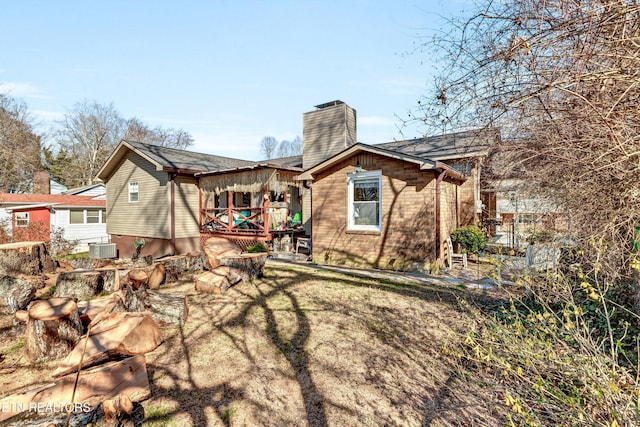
{"left": 70, "top": 209, "right": 106, "bottom": 224}
{"left": 128, "top": 181, "right": 139, "bottom": 202}
{"left": 15, "top": 212, "right": 29, "bottom": 227}
{"left": 86, "top": 209, "right": 100, "bottom": 224}
{"left": 348, "top": 170, "right": 382, "bottom": 231}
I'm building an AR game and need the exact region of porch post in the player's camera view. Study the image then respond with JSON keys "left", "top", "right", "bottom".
{"left": 263, "top": 189, "right": 270, "bottom": 239}
{"left": 227, "top": 191, "right": 233, "bottom": 233}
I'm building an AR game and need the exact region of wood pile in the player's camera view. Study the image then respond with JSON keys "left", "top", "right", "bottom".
{"left": 0, "top": 252, "right": 202, "bottom": 425}
{"left": 196, "top": 237, "right": 267, "bottom": 294}
{"left": 0, "top": 241, "right": 56, "bottom": 275}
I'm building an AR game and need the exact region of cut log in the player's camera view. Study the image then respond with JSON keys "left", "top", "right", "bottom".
{"left": 220, "top": 252, "right": 268, "bottom": 281}
{"left": 54, "top": 269, "right": 117, "bottom": 300}
{"left": 0, "top": 355, "right": 150, "bottom": 424}
{"left": 0, "top": 241, "right": 56, "bottom": 275}
{"left": 203, "top": 237, "right": 242, "bottom": 269}
{"left": 14, "top": 309, "right": 28, "bottom": 322}
{"left": 195, "top": 267, "right": 243, "bottom": 294}
{"left": 53, "top": 312, "right": 162, "bottom": 377}
{"left": 25, "top": 298, "right": 84, "bottom": 362}
{"left": 0, "top": 275, "right": 35, "bottom": 314}
{"left": 127, "top": 269, "right": 148, "bottom": 289}
{"left": 77, "top": 293, "right": 127, "bottom": 325}
{"left": 56, "top": 260, "right": 75, "bottom": 272}
{"left": 144, "top": 290, "right": 189, "bottom": 326}
{"left": 119, "top": 283, "right": 188, "bottom": 326}
{"left": 147, "top": 264, "right": 166, "bottom": 289}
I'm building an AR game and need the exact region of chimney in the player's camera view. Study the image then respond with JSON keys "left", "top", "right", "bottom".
{"left": 33, "top": 171, "right": 51, "bottom": 194}
{"left": 302, "top": 100, "right": 356, "bottom": 169}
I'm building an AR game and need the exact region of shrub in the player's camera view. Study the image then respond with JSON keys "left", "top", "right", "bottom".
{"left": 451, "top": 225, "right": 486, "bottom": 254}
{"left": 246, "top": 242, "right": 267, "bottom": 253}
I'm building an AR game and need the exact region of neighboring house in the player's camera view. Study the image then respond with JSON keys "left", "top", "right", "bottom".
{"left": 481, "top": 178, "right": 568, "bottom": 249}
{"left": 0, "top": 194, "right": 108, "bottom": 251}
{"left": 96, "top": 100, "right": 497, "bottom": 269}
{"left": 64, "top": 183, "right": 106, "bottom": 199}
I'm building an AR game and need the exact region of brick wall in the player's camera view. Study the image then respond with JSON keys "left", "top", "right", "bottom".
{"left": 312, "top": 153, "right": 460, "bottom": 270}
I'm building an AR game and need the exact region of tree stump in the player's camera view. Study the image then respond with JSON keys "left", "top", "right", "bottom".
{"left": 25, "top": 298, "right": 84, "bottom": 362}
{"left": 220, "top": 253, "right": 268, "bottom": 281}
{"left": 127, "top": 269, "right": 148, "bottom": 289}
{"left": 0, "top": 275, "right": 35, "bottom": 314}
{"left": 0, "top": 241, "right": 56, "bottom": 275}
{"left": 203, "top": 237, "right": 242, "bottom": 269}
{"left": 54, "top": 269, "right": 116, "bottom": 300}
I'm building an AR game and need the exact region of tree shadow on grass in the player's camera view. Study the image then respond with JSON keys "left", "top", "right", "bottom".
{"left": 144, "top": 263, "right": 505, "bottom": 426}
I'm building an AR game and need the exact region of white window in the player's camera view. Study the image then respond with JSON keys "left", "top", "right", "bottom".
{"left": 347, "top": 170, "right": 382, "bottom": 231}
{"left": 128, "top": 181, "right": 139, "bottom": 202}
{"left": 15, "top": 212, "right": 29, "bottom": 227}
{"left": 70, "top": 209, "right": 106, "bottom": 224}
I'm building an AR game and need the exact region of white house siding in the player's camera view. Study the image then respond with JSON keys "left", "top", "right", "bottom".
{"left": 51, "top": 208, "right": 109, "bottom": 252}
{"left": 173, "top": 176, "right": 200, "bottom": 239}
{"left": 106, "top": 152, "right": 170, "bottom": 238}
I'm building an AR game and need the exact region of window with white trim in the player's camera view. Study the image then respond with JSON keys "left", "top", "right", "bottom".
{"left": 15, "top": 212, "right": 29, "bottom": 227}
{"left": 128, "top": 181, "right": 139, "bottom": 202}
{"left": 70, "top": 209, "right": 106, "bottom": 224}
{"left": 347, "top": 170, "right": 382, "bottom": 231}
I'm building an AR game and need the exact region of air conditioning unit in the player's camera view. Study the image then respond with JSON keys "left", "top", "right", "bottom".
{"left": 89, "top": 243, "right": 116, "bottom": 259}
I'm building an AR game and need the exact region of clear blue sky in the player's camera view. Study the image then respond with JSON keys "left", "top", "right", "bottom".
{"left": 0, "top": 0, "right": 470, "bottom": 160}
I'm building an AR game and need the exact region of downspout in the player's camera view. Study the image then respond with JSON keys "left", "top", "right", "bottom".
{"left": 170, "top": 173, "right": 177, "bottom": 255}
{"left": 435, "top": 170, "right": 447, "bottom": 263}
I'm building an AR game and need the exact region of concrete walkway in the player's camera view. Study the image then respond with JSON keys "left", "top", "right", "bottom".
{"left": 266, "top": 257, "right": 505, "bottom": 290}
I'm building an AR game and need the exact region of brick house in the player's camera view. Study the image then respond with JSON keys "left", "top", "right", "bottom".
{"left": 298, "top": 138, "right": 488, "bottom": 270}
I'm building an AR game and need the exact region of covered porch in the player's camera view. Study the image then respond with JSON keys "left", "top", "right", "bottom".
{"left": 198, "top": 164, "right": 306, "bottom": 251}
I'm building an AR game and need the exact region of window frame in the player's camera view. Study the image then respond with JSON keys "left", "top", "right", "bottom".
{"left": 69, "top": 208, "right": 107, "bottom": 224}
{"left": 15, "top": 212, "right": 29, "bottom": 227}
{"left": 347, "top": 170, "right": 382, "bottom": 232}
{"left": 128, "top": 181, "right": 139, "bottom": 203}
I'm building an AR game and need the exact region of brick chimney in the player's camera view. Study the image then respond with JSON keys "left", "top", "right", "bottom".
{"left": 33, "top": 171, "right": 50, "bottom": 194}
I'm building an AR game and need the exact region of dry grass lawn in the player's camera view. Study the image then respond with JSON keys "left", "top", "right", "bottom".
{"left": 0, "top": 261, "right": 504, "bottom": 426}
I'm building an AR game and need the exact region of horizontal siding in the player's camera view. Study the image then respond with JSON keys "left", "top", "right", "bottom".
{"left": 302, "top": 103, "right": 357, "bottom": 169}
{"left": 174, "top": 176, "right": 200, "bottom": 239}
{"left": 312, "top": 154, "right": 438, "bottom": 270}
{"left": 106, "top": 151, "right": 170, "bottom": 238}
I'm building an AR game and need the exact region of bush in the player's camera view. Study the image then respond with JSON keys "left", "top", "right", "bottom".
{"left": 246, "top": 242, "right": 267, "bottom": 253}
{"left": 451, "top": 225, "right": 486, "bottom": 254}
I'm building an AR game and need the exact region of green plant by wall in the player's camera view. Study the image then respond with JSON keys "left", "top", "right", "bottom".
{"left": 450, "top": 225, "right": 486, "bottom": 254}
{"left": 246, "top": 242, "right": 267, "bottom": 253}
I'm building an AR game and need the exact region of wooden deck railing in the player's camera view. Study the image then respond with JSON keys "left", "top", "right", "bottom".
{"left": 201, "top": 207, "right": 268, "bottom": 236}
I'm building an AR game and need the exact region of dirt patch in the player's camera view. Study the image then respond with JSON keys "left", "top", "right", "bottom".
{"left": 0, "top": 262, "right": 503, "bottom": 426}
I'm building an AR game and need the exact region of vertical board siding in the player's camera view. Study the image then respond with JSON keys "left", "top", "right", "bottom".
{"left": 174, "top": 176, "right": 200, "bottom": 238}
{"left": 106, "top": 152, "right": 170, "bottom": 238}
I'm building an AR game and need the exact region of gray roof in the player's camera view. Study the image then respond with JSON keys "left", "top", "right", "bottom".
{"left": 261, "top": 155, "right": 303, "bottom": 168}
{"left": 125, "top": 140, "right": 256, "bottom": 173}
{"left": 374, "top": 128, "right": 499, "bottom": 161}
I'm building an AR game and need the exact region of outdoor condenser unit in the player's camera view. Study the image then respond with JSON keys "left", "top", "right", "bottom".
{"left": 89, "top": 243, "right": 116, "bottom": 259}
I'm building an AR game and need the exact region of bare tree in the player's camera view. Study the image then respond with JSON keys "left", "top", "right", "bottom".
{"left": 124, "top": 117, "right": 193, "bottom": 150}
{"left": 277, "top": 136, "right": 302, "bottom": 158}
{"left": 0, "top": 94, "right": 42, "bottom": 192}
{"left": 260, "top": 136, "right": 278, "bottom": 160}
{"left": 56, "top": 100, "right": 125, "bottom": 186}
{"left": 417, "top": 0, "right": 640, "bottom": 281}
